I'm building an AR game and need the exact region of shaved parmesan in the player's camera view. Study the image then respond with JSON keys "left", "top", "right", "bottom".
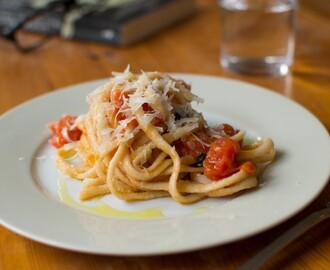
{"left": 86, "top": 66, "right": 205, "bottom": 143}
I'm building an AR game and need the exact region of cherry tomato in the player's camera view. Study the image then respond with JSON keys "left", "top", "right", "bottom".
{"left": 48, "top": 115, "right": 82, "bottom": 148}
{"left": 203, "top": 137, "right": 240, "bottom": 180}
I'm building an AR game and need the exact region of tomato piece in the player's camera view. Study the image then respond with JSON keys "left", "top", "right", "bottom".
{"left": 115, "top": 107, "right": 128, "bottom": 122}
{"left": 174, "top": 128, "right": 213, "bottom": 157}
{"left": 203, "top": 137, "right": 240, "bottom": 180}
{"left": 239, "top": 161, "right": 256, "bottom": 175}
{"left": 111, "top": 90, "right": 135, "bottom": 124}
{"left": 141, "top": 102, "right": 166, "bottom": 129}
{"left": 48, "top": 115, "right": 82, "bottom": 148}
{"left": 110, "top": 89, "right": 129, "bottom": 108}
{"left": 110, "top": 89, "right": 123, "bottom": 107}
{"left": 216, "top": 123, "right": 237, "bottom": 136}
{"left": 142, "top": 103, "right": 152, "bottom": 112}
{"left": 49, "top": 133, "right": 68, "bottom": 149}
{"left": 153, "top": 117, "right": 166, "bottom": 129}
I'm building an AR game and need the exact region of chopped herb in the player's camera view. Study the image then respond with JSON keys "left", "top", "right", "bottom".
{"left": 195, "top": 153, "right": 206, "bottom": 167}
{"left": 174, "top": 112, "right": 183, "bottom": 121}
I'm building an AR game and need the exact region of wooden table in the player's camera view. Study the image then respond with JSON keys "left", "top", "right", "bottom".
{"left": 1, "top": 1, "right": 329, "bottom": 269}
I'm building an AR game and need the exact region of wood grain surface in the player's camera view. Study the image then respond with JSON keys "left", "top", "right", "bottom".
{"left": 0, "top": 1, "right": 329, "bottom": 269}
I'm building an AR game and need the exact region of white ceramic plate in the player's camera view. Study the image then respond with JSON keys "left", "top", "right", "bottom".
{"left": 0, "top": 74, "right": 329, "bottom": 255}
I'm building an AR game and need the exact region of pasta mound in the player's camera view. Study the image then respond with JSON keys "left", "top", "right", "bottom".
{"left": 52, "top": 67, "right": 275, "bottom": 204}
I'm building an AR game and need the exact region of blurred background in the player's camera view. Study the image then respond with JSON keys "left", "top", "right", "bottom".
{"left": 0, "top": 1, "right": 330, "bottom": 270}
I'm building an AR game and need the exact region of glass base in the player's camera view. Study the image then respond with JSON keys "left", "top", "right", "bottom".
{"left": 221, "top": 56, "right": 292, "bottom": 76}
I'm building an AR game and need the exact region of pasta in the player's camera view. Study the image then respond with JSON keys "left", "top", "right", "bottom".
{"left": 48, "top": 67, "right": 275, "bottom": 204}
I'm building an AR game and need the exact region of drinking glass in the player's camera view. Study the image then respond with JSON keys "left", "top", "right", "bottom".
{"left": 219, "top": 0, "right": 297, "bottom": 76}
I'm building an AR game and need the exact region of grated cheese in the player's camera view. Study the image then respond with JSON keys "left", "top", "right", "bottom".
{"left": 86, "top": 67, "right": 205, "bottom": 142}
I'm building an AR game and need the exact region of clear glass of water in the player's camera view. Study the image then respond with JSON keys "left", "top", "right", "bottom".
{"left": 219, "top": 0, "right": 297, "bottom": 76}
